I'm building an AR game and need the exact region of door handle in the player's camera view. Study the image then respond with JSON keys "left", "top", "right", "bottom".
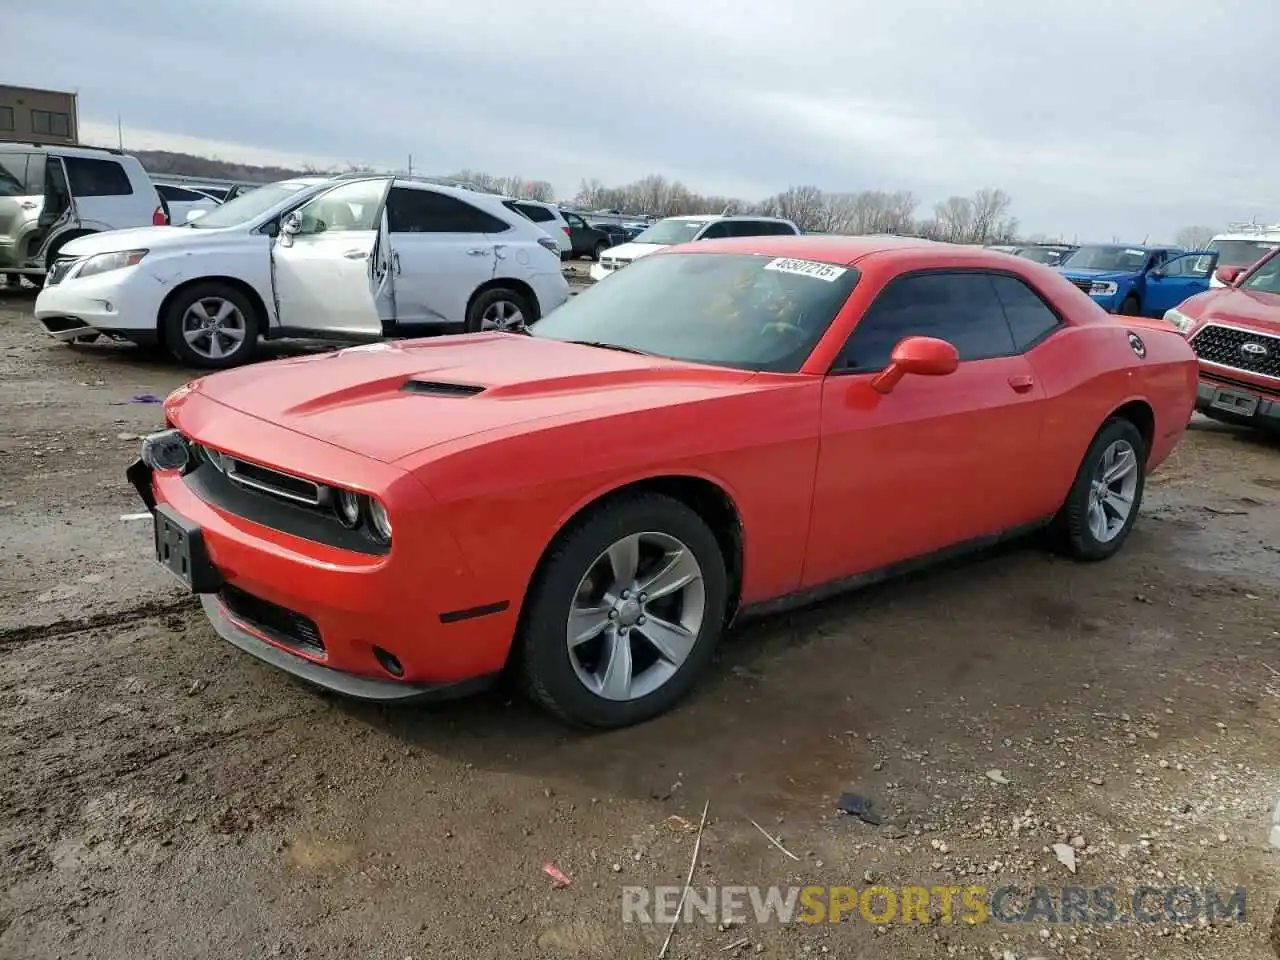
{"left": 343, "top": 249, "right": 368, "bottom": 259}
{"left": 466, "top": 248, "right": 490, "bottom": 256}
{"left": 1008, "top": 374, "right": 1035, "bottom": 393}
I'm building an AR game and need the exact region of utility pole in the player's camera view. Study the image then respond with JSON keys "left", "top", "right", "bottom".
{"left": 116, "top": 115, "right": 124, "bottom": 150}
{"left": 407, "top": 153, "right": 413, "bottom": 176}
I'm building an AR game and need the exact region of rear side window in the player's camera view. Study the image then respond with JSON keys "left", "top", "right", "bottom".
{"left": 726, "top": 220, "right": 795, "bottom": 237}
{"left": 504, "top": 200, "right": 555, "bottom": 224}
{"left": 0, "top": 152, "right": 42, "bottom": 197}
{"left": 563, "top": 212, "right": 589, "bottom": 229}
{"left": 62, "top": 157, "right": 133, "bottom": 197}
{"left": 699, "top": 221, "right": 733, "bottom": 239}
{"left": 988, "top": 274, "right": 1062, "bottom": 350}
{"left": 838, "top": 272, "right": 1016, "bottom": 371}
{"left": 389, "top": 188, "right": 511, "bottom": 234}
{"left": 156, "top": 184, "right": 207, "bottom": 202}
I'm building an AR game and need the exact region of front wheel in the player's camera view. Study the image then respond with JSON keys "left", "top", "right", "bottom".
{"left": 592, "top": 242, "right": 608, "bottom": 262}
{"left": 161, "top": 282, "right": 260, "bottom": 369}
{"left": 1118, "top": 294, "right": 1140, "bottom": 316}
{"left": 517, "top": 494, "right": 729, "bottom": 728}
{"left": 1048, "top": 417, "right": 1146, "bottom": 561}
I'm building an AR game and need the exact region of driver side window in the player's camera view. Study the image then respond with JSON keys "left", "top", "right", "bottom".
{"left": 836, "top": 272, "right": 1016, "bottom": 372}
{"left": 292, "top": 180, "right": 386, "bottom": 235}
{"left": 1161, "top": 254, "right": 1213, "bottom": 279}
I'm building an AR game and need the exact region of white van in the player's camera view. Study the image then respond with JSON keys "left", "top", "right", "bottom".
{"left": 1207, "top": 223, "right": 1280, "bottom": 287}
{"left": 0, "top": 143, "right": 167, "bottom": 283}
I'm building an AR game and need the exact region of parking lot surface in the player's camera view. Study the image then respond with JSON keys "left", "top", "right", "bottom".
{"left": 2, "top": 280, "right": 1279, "bottom": 960}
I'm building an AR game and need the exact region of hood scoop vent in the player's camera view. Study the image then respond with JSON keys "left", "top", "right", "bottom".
{"left": 401, "top": 379, "right": 487, "bottom": 398}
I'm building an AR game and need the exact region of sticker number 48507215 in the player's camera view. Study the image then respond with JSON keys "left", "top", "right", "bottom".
{"left": 763, "top": 257, "right": 848, "bottom": 282}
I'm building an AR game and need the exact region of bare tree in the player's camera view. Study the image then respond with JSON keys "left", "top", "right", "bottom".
{"left": 1175, "top": 225, "right": 1217, "bottom": 250}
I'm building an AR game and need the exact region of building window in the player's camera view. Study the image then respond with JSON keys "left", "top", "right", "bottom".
{"left": 31, "top": 109, "right": 71, "bottom": 138}
{"left": 0, "top": 106, "right": 13, "bottom": 131}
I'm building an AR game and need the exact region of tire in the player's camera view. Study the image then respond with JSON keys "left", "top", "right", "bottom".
{"left": 1048, "top": 417, "right": 1146, "bottom": 561}
{"left": 517, "top": 493, "right": 729, "bottom": 728}
{"left": 161, "top": 281, "right": 260, "bottom": 369}
{"left": 1118, "top": 294, "right": 1140, "bottom": 316}
{"left": 465, "top": 287, "right": 534, "bottom": 333}
{"left": 592, "top": 242, "right": 608, "bottom": 262}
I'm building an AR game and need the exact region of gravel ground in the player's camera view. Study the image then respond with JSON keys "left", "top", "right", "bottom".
{"left": 2, "top": 276, "right": 1280, "bottom": 960}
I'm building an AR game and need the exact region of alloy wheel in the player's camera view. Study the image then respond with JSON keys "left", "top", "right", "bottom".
{"left": 1087, "top": 439, "right": 1139, "bottom": 542}
{"left": 181, "top": 297, "right": 247, "bottom": 360}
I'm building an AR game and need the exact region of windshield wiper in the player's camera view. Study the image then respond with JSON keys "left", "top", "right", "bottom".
{"left": 563, "top": 339, "right": 656, "bottom": 356}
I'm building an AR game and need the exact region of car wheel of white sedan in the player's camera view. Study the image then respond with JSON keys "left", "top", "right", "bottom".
{"left": 162, "top": 282, "right": 260, "bottom": 370}
{"left": 466, "top": 287, "right": 533, "bottom": 333}
{"left": 1049, "top": 416, "right": 1147, "bottom": 561}
{"left": 518, "top": 493, "right": 729, "bottom": 728}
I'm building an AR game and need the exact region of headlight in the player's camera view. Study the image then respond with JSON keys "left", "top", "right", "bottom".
{"left": 1089, "top": 281, "right": 1118, "bottom": 296}
{"left": 139, "top": 429, "right": 190, "bottom": 472}
{"left": 75, "top": 249, "right": 148, "bottom": 280}
{"left": 366, "top": 498, "right": 392, "bottom": 543}
{"left": 1164, "top": 307, "right": 1194, "bottom": 333}
{"left": 335, "top": 490, "right": 361, "bottom": 528}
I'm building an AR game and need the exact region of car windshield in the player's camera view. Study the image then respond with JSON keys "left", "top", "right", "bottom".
{"left": 632, "top": 218, "right": 710, "bottom": 245}
{"left": 528, "top": 251, "right": 859, "bottom": 373}
{"left": 1212, "top": 238, "right": 1280, "bottom": 268}
{"left": 1061, "top": 245, "right": 1149, "bottom": 272}
{"left": 1239, "top": 252, "right": 1280, "bottom": 295}
{"left": 1017, "top": 247, "right": 1065, "bottom": 265}
{"left": 187, "top": 181, "right": 312, "bottom": 228}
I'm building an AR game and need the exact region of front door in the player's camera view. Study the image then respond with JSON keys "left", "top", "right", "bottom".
{"left": 1144, "top": 251, "right": 1217, "bottom": 316}
{"left": 803, "top": 270, "right": 1051, "bottom": 587}
{"left": 271, "top": 178, "right": 393, "bottom": 336}
{"left": 382, "top": 184, "right": 519, "bottom": 330}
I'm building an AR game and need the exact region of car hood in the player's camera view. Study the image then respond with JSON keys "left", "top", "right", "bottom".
{"left": 1179, "top": 287, "right": 1280, "bottom": 335}
{"left": 1058, "top": 268, "right": 1133, "bottom": 281}
{"left": 601, "top": 241, "right": 666, "bottom": 261}
{"left": 60, "top": 225, "right": 208, "bottom": 258}
{"left": 177, "top": 333, "right": 759, "bottom": 464}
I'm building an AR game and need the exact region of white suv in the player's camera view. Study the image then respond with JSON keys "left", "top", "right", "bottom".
{"left": 0, "top": 144, "right": 167, "bottom": 284}
{"left": 33, "top": 174, "right": 570, "bottom": 369}
{"left": 588, "top": 214, "right": 800, "bottom": 281}
{"left": 499, "top": 198, "right": 572, "bottom": 257}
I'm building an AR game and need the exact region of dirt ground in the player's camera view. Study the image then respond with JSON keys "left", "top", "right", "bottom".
{"left": 2, "top": 275, "right": 1279, "bottom": 960}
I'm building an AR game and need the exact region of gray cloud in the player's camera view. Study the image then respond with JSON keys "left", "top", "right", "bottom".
{"left": 10, "top": 0, "right": 1279, "bottom": 240}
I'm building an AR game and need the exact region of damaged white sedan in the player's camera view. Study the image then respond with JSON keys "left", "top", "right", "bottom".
{"left": 33, "top": 174, "right": 570, "bottom": 368}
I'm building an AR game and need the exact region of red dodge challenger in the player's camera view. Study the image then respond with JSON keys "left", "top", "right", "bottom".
{"left": 128, "top": 236, "right": 1198, "bottom": 728}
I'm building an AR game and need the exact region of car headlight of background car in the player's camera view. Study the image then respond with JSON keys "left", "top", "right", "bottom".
{"left": 1089, "top": 280, "right": 1118, "bottom": 296}
{"left": 76, "top": 249, "right": 148, "bottom": 280}
{"left": 1163, "top": 307, "right": 1194, "bottom": 333}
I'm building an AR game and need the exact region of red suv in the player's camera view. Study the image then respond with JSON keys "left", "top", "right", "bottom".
{"left": 1164, "top": 247, "right": 1280, "bottom": 434}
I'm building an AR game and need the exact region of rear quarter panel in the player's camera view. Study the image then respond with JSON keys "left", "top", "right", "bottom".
{"left": 400, "top": 377, "right": 824, "bottom": 614}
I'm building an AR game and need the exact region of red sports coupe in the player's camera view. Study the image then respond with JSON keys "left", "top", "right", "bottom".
{"left": 129, "top": 236, "right": 1198, "bottom": 728}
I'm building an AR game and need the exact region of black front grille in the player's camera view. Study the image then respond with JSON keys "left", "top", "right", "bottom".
{"left": 45, "top": 257, "right": 77, "bottom": 286}
{"left": 1190, "top": 324, "right": 1280, "bottom": 381}
{"left": 1069, "top": 278, "right": 1094, "bottom": 294}
{"left": 219, "top": 584, "right": 324, "bottom": 653}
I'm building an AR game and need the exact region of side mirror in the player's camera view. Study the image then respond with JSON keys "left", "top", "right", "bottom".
{"left": 1214, "top": 265, "right": 1244, "bottom": 286}
{"left": 281, "top": 211, "right": 302, "bottom": 236}
{"left": 183, "top": 208, "right": 207, "bottom": 224}
{"left": 1149, "top": 269, "right": 1165, "bottom": 280}
{"left": 870, "top": 336, "right": 960, "bottom": 394}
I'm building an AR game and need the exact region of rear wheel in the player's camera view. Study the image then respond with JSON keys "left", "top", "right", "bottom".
{"left": 466, "top": 287, "right": 533, "bottom": 333}
{"left": 1048, "top": 418, "right": 1146, "bottom": 561}
{"left": 592, "top": 242, "right": 608, "bottom": 261}
{"left": 161, "top": 281, "right": 260, "bottom": 369}
{"left": 517, "top": 494, "right": 729, "bottom": 728}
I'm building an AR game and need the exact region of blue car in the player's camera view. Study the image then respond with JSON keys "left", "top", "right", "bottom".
{"left": 1058, "top": 244, "right": 1217, "bottom": 318}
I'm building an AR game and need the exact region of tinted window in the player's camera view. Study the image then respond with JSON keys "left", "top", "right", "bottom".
{"left": 730, "top": 220, "right": 793, "bottom": 237}
{"left": 531, "top": 252, "right": 860, "bottom": 373}
{"left": 699, "top": 221, "right": 733, "bottom": 239}
{"left": 507, "top": 201, "right": 554, "bottom": 224}
{"left": 62, "top": 157, "right": 133, "bottom": 197}
{"left": 157, "top": 184, "right": 205, "bottom": 201}
{"left": 389, "top": 187, "right": 510, "bottom": 234}
{"left": 988, "top": 274, "right": 1061, "bottom": 350}
{"left": 839, "top": 272, "right": 1016, "bottom": 371}
{"left": 0, "top": 152, "right": 39, "bottom": 197}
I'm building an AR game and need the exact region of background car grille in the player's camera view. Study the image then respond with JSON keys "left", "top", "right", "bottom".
{"left": 1189, "top": 324, "right": 1280, "bottom": 381}
{"left": 1068, "top": 278, "right": 1094, "bottom": 294}
{"left": 44, "top": 257, "right": 78, "bottom": 286}
{"left": 219, "top": 584, "right": 325, "bottom": 653}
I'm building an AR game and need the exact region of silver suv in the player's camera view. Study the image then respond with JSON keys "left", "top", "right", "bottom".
{"left": 0, "top": 144, "right": 166, "bottom": 285}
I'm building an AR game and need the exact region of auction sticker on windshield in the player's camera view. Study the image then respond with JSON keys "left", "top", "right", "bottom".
{"left": 764, "top": 258, "right": 848, "bottom": 282}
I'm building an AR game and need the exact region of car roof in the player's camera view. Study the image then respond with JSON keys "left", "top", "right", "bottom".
{"left": 662, "top": 234, "right": 950, "bottom": 265}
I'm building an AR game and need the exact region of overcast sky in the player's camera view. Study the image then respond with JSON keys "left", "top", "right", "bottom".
{"left": 10, "top": 0, "right": 1278, "bottom": 241}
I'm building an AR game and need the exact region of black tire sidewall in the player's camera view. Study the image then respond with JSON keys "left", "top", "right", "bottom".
{"left": 518, "top": 494, "right": 729, "bottom": 728}
{"left": 163, "top": 283, "right": 260, "bottom": 369}
{"left": 466, "top": 287, "right": 533, "bottom": 333}
{"left": 1119, "top": 294, "right": 1140, "bottom": 316}
{"left": 1056, "top": 418, "right": 1146, "bottom": 561}
{"left": 593, "top": 243, "right": 607, "bottom": 261}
